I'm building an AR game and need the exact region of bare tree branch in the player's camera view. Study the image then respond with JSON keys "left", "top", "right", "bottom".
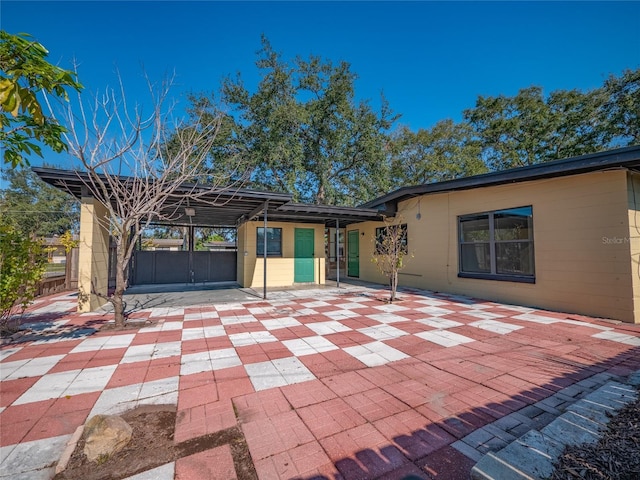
{"left": 58, "top": 73, "right": 248, "bottom": 326}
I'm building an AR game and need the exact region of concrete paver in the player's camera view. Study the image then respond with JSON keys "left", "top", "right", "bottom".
{"left": 1, "top": 285, "right": 640, "bottom": 479}
{"left": 123, "top": 462, "right": 175, "bottom": 480}
{"left": 471, "top": 380, "right": 639, "bottom": 480}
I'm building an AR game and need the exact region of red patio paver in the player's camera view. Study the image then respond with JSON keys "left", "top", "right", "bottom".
{"left": 175, "top": 445, "right": 236, "bottom": 480}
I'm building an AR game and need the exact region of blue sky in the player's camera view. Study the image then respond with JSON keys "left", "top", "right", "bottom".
{"left": 2, "top": 1, "right": 639, "bottom": 169}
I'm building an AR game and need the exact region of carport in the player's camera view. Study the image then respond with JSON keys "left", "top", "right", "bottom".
{"left": 33, "top": 167, "right": 383, "bottom": 311}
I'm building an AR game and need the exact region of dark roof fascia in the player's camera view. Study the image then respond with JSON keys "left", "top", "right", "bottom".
{"left": 278, "top": 203, "right": 381, "bottom": 217}
{"left": 273, "top": 203, "right": 384, "bottom": 226}
{"left": 31, "top": 166, "right": 294, "bottom": 204}
{"left": 361, "top": 145, "right": 640, "bottom": 209}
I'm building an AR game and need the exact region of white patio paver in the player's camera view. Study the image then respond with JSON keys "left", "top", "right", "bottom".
{"left": 260, "top": 317, "right": 302, "bottom": 330}
{"left": 14, "top": 365, "right": 117, "bottom": 405}
{"left": 306, "top": 320, "right": 351, "bottom": 335}
{"left": 0, "top": 434, "right": 71, "bottom": 480}
{"left": 1, "top": 355, "right": 64, "bottom": 380}
{"left": 245, "top": 357, "right": 315, "bottom": 391}
{"left": 358, "top": 324, "right": 408, "bottom": 341}
{"left": 470, "top": 319, "right": 524, "bottom": 335}
{"left": 282, "top": 336, "right": 338, "bottom": 356}
{"left": 344, "top": 341, "right": 408, "bottom": 367}
{"left": 416, "top": 329, "right": 475, "bottom": 347}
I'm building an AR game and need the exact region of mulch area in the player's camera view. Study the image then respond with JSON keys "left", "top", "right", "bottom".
{"left": 549, "top": 386, "right": 640, "bottom": 480}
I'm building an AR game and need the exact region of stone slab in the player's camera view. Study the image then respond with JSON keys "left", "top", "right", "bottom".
{"left": 471, "top": 430, "right": 563, "bottom": 480}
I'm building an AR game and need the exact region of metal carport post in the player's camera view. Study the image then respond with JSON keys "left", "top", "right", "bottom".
{"left": 335, "top": 219, "right": 340, "bottom": 289}
{"left": 263, "top": 201, "right": 269, "bottom": 300}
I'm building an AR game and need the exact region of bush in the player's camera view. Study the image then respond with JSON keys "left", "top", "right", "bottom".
{"left": 0, "top": 225, "right": 47, "bottom": 331}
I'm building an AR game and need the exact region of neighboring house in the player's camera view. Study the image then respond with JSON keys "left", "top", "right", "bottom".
{"left": 43, "top": 238, "right": 68, "bottom": 264}
{"left": 141, "top": 238, "right": 185, "bottom": 251}
{"left": 43, "top": 235, "right": 79, "bottom": 263}
{"left": 202, "top": 241, "right": 237, "bottom": 251}
{"left": 33, "top": 145, "right": 640, "bottom": 323}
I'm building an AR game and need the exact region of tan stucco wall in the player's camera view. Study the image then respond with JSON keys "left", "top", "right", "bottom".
{"left": 627, "top": 172, "right": 640, "bottom": 323}
{"left": 237, "top": 221, "right": 326, "bottom": 288}
{"left": 77, "top": 197, "right": 110, "bottom": 312}
{"left": 354, "top": 169, "right": 638, "bottom": 323}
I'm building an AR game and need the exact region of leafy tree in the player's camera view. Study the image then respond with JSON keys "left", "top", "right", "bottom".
{"left": 0, "top": 31, "right": 82, "bottom": 167}
{"left": 217, "top": 36, "right": 397, "bottom": 205}
{"left": 389, "top": 120, "right": 486, "bottom": 188}
{"left": 0, "top": 166, "right": 79, "bottom": 236}
{"left": 162, "top": 93, "right": 247, "bottom": 185}
{"left": 462, "top": 70, "right": 640, "bottom": 171}
{"left": 464, "top": 86, "right": 558, "bottom": 170}
{"left": 0, "top": 225, "right": 47, "bottom": 331}
{"left": 371, "top": 218, "right": 411, "bottom": 302}
{"left": 602, "top": 68, "right": 640, "bottom": 145}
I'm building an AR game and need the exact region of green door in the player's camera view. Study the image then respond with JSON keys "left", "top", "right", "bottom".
{"left": 294, "top": 228, "right": 315, "bottom": 282}
{"left": 348, "top": 230, "right": 359, "bottom": 277}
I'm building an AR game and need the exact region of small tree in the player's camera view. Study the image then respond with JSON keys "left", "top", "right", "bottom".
{"left": 371, "top": 218, "right": 410, "bottom": 302}
{"left": 0, "top": 225, "right": 47, "bottom": 331}
{"left": 61, "top": 75, "right": 247, "bottom": 327}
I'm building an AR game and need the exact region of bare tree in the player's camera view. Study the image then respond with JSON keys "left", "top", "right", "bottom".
{"left": 59, "top": 75, "right": 246, "bottom": 326}
{"left": 371, "top": 217, "right": 411, "bottom": 302}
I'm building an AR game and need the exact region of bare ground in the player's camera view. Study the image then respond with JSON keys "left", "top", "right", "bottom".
{"left": 53, "top": 405, "right": 257, "bottom": 480}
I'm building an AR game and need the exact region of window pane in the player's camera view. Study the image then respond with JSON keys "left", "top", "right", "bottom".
{"left": 494, "top": 207, "right": 532, "bottom": 241}
{"left": 496, "top": 242, "right": 534, "bottom": 275}
{"left": 460, "top": 243, "right": 491, "bottom": 273}
{"left": 460, "top": 215, "right": 490, "bottom": 242}
{"left": 375, "top": 224, "right": 407, "bottom": 254}
{"left": 257, "top": 227, "right": 282, "bottom": 256}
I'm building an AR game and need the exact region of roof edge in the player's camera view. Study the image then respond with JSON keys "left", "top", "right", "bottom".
{"left": 361, "top": 145, "right": 640, "bottom": 209}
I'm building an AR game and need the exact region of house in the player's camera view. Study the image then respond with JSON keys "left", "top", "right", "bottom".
{"left": 141, "top": 238, "right": 185, "bottom": 251}
{"left": 33, "top": 145, "right": 640, "bottom": 323}
{"left": 351, "top": 145, "right": 640, "bottom": 324}
{"left": 43, "top": 236, "right": 71, "bottom": 264}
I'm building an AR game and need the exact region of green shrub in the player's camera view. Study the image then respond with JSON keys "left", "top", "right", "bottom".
{"left": 0, "top": 225, "right": 47, "bottom": 331}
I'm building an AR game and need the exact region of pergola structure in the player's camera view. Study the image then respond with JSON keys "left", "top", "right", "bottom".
{"left": 33, "top": 167, "right": 385, "bottom": 310}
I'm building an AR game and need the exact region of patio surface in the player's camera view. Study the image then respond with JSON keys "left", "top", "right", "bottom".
{"left": 1, "top": 284, "right": 640, "bottom": 479}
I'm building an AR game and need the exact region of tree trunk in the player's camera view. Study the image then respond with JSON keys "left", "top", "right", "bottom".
{"left": 113, "top": 246, "right": 127, "bottom": 327}
{"left": 316, "top": 182, "right": 326, "bottom": 204}
{"left": 390, "top": 270, "right": 397, "bottom": 302}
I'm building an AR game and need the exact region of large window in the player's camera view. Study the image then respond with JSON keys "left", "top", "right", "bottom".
{"left": 257, "top": 227, "right": 282, "bottom": 256}
{"left": 459, "top": 206, "right": 534, "bottom": 282}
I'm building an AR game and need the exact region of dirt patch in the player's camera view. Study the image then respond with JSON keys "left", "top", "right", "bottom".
{"left": 549, "top": 387, "right": 640, "bottom": 480}
{"left": 54, "top": 405, "right": 257, "bottom": 480}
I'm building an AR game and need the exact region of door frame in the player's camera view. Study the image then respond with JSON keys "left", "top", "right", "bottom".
{"left": 294, "top": 228, "right": 315, "bottom": 283}
{"left": 347, "top": 229, "right": 360, "bottom": 278}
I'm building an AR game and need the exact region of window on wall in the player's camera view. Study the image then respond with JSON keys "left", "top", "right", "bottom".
{"left": 257, "top": 227, "right": 282, "bottom": 256}
{"left": 375, "top": 224, "right": 408, "bottom": 254}
{"left": 459, "top": 206, "right": 535, "bottom": 282}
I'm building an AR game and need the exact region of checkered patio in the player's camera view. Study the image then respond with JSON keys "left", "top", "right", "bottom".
{"left": 2, "top": 285, "right": 640, "bottom": 479}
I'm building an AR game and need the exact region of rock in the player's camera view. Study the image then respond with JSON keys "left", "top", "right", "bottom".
{"left": 83, "top": 414, "right": 133, "bottom": 463}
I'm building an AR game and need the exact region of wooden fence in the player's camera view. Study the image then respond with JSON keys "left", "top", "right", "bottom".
{"left": 36, "top": 247, "right": 79, "bottom": 297}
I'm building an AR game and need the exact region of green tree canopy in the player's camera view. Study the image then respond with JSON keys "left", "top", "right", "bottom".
{"left": 389, "top": 120, "right": 486, "bottom": 188}
{"left": 0, "top": 166, "right": 79, "bottom": 236}
{"left": 387, "top": 69, "right": 639, "bottom": 190}
{"left": 200, "top": 36, "right": 398, "bottom": 206}
{"left": 462, "top": 71, "right": 640, "bottom": 171}
{"left": 0, "top": 31, "right": 82, "bottom": 167}
{"left": 602, "top": 68, "right": 640, "bottom": 145}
